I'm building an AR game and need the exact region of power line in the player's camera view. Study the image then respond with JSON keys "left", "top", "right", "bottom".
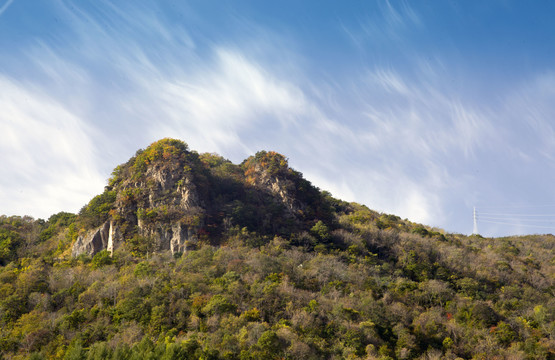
{"left": 479, "top": 219, "right": 555, "bottom": 230}
{"left": 473, "top": 205, "right": 555, "bottom": 234}
{"left": 478, "top": 217, "right": 555, "bottom": 223}
{"left": 477, "top": 204, "right": 555, "bottom": 209}
{"left": 478, "top": 212, "right": 555, "bottom": 217}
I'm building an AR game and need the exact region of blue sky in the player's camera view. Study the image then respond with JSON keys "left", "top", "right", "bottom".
{"left": 2, "top": 0, "right": 555, "bottom": 237}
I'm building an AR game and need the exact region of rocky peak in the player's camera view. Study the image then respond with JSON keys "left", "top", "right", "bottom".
{"left": 74, "top": 139, "right": 207, "bottom": 257}
{"left": 242, "top": 151, "right": 304, "bottom": 216}
{"left": 73, "top": 140, "right": 332, "bottom": 258}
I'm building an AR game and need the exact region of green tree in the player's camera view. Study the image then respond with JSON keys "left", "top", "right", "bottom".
{"left": 91, "top": 250, "right": 112, "bottom": 269}
{"left": 0, "top": 228, "right": 22, "bottom": 265}
{"left": 310, "top": 220, "right": 330, "bottom": 243}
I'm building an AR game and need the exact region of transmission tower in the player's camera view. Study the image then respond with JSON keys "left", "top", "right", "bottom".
{"left": 473, "top": 207, "right": 478, "bottom": 235}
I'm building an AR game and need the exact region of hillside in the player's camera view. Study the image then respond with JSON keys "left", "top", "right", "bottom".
{"left": 0, "top": 138, "right": 553, "bottom": 360}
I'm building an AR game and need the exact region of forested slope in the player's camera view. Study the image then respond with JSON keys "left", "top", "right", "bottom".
{"left": 0, "top": 139, "right": 553, "bottom": 359}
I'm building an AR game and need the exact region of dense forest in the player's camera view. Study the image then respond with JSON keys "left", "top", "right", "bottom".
{"left": 0, "top": 139, "right": 553, "bottom": 360}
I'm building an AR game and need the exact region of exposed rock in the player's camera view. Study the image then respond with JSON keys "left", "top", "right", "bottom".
{"left": 170, "top": 222, "right": 197, "bottom": 254}
{"left": 72, "top": 139, "right": 328, "bottom": 258}
{"left": 251, "top": 164, "right": 304, "bottom": 217}
{"left": 73, "top": 163, "right": 204, "bottom": 257}
{"left": 72, "top": 221, "right": 110, "bottom": 257}
{"left": 137, "top": 221, "right": 197, "bottom": 255}
{"left": 107, "top": 221, "right": 123, "bottom": 255}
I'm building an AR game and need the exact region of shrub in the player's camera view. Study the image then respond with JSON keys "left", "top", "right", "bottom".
{"left": 91, "top": 250, "right": 112, "bottom": 269}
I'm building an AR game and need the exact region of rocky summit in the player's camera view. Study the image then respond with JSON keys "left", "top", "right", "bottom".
{"left": 73, "top": 138, "right": 331, "bottom": 257}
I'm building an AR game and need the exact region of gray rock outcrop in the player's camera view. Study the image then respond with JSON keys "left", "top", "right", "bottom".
{"left": 72, "top": 221, "right": 110, "bottom": 257}
{"left": 71, "top": 139, "right": 325, "bottom": 259}
{"left": 137, "top": 221, "right": 197, "bottom": 254}
{"left": 72, "top": 158, "right": 204, "bottom": 257}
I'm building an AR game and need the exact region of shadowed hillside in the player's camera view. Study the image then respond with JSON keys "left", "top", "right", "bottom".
{"left": 0, "top": 139, "right": 553, "bottom": 359}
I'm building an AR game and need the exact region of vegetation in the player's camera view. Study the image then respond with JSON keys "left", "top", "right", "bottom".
{"left": 0, "top": 139, "right": 553, "bottom": 359}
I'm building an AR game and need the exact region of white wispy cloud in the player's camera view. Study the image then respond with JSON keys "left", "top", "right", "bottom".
{"left": 327, "top": 65, "right": 499, "bottom": 226}
{"left": 0, "top": 76, "right": 105, "bottom": 218}
{"left": 503, "top": 72, "right": 555, "bottom": 162}
{"left": 346, "top": 0, "right": 422, "bottom": 50}
{"left": 0, "top": 0, "right": 14, "bottom": 17}
{"left": 1, "top": 2, "right": 339, "bottom": 219}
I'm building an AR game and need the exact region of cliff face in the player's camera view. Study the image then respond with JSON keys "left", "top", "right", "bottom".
{"left": 73, "top": 139, "right": 206, "bottom": 257}
{"left": 72, "top": 221, "right": 110, "bottom": 257}
{"left": 72, "top": 140, "right": 330, "bottom": 257}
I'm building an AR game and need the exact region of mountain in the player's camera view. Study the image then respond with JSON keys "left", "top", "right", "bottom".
{"left": 73, "top": 138, "right": 333, "bottom": 257}
{"left": 0, "top": 138, "right": 553, "bottom": 360}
